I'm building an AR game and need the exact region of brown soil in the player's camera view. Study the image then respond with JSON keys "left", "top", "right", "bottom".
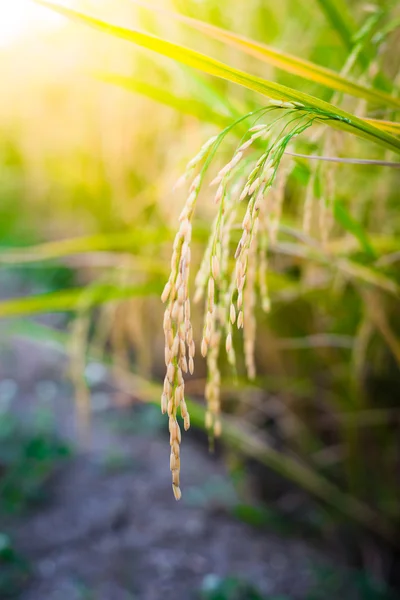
{"left": 0, "top": 335, "right": 331, "bottom": 600}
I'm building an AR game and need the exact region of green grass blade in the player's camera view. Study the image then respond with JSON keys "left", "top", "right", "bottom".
{"left": 314, "top": 0, "right": 357, "bottom": 51}
{"left": 274, "top": 241, "right": 399, "bottom": 296}
{"left": 364, "top": 118, "right": 400, "bottom": 136}
{"left": 314, "top": 0, "right": 387, "bottom": 86}
{"left": 0, "top": 282, "right": 162, "bottom": 318}
{"left": 98, "top": 73, "right": 231, "bottom": 127}
{"left": 32, "top": 1, "right": 400, "bottom": 155}
{"left": 129, "top": 0, "right": 400, "bottom": 110}
{"left": 333, "top": 201, "right": 376, "bottom": 258}
{"left": 181, "top": 66, "right": 243, "bottom": 119}
{"left": 101, "top": 73, "right": 400, "bottom": 137}
{"left": 0, "top": 226, "right": 213, "bottom": 265}
{"left": 337, "top": 259, "right": 399, "bottom": 296}
{"left": 0, "top": 231, "right": 166, "bottom": 263}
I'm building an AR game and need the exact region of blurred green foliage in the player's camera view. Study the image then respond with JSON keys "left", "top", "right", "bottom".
{"left": 0, "top": 533, "right": 31, "bottom": 598}
{"left": 0, "top": 415, "right": 70, "bottom": 513}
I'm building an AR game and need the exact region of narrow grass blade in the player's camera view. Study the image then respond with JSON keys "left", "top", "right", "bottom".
{"left": 32, "top": 1, "right": 400, "bottom": 155}
{"left": 0, "top": 282, "right": 162, "bottom": 318}
{"left": 364, "top": 118, "right": 400, "bottom": 136}
{"left": 182, "top": 66, "right": 243, "bottom": 119}
{"left": 273, "top": 241, "right": 399, "bottom": 296}
{"left": 0, "top": 229, "right": 172, "bottom": 264}
{"left": 333, "top": 201, "right": 376, "bottom": 258}
{"left": 98, "top": 73, "right": 231, "bottom": 127}
{"left": 314, "top": 0, "right": 357, "bottom": 51}
{"left": 314, "top": 0, "right": 386, "bottom": 85}
{"left": 129, "top": 0, "right": 400, "bottom": 110}
{"left": 101, "top": 73, "right": 400, "bottom": 138}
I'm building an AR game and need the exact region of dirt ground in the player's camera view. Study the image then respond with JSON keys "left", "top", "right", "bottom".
{"left": 0, "top": 333, "right": 333, "bottom": 600}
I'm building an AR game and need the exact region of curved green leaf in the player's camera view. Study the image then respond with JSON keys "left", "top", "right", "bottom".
{"left": 33, "top": 1, "right": 400, "bottom": 156}
{"left": 129, "top": 0, "right": 400, "bottom": 110}
{"left": 102, "top": 72, "right": 400, "bottom": 139}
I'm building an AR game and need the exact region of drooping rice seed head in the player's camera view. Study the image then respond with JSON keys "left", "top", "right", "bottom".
{"left": 170, "top": 452, "right": 177, "bottom": 471}
{"left": 208, "top": 277, "right": 215, "bottom": 310}
{"left": 237, "top": 291, "right": 243, "bottom": 310}
{"left": 180, "top": 356, "right": 188, "bottom": 373}
{"left": 162, "top": 281, "right": 173, "bottom": 303}
{"left": 163, "top": 376, "right": 171, "bottom": 396}
{"left": 248, "top": 177, "right": 260, "bottom": 196}
{"left": 171, "top": 440, "right": 180, "bottom": 457}
{"left": 259, "top": 246, "right": 270, "bottom": 312}
{"left": 172, "top": 469, "right": 180, "bottom": 487}
{"left": 175, "top": 385, "right": 183, "bottom": 406}
{"left": 177, "top": 367, "right": 184, "bottom": 387}
{"left": 211, "top": 151, "right": 244, "bottom": 187}
{"left": 180, "top": 399, "right": 188, "bottom": 418}
{"left": 184, "top": 135, "right": 218, "bottom": 173}
{"left": 164, "top": 347, "right": 171, "bottom": 366}
{"left": 214, "top": 183, "right": 224, "bottom": 204}
{"left": 163, "top": 108, "right": 317, "bottom": 497}
{"left": 230, "top": 303, "right": 236, "bottom": 324}
{"left": 179, "top": 338, "right": 186, "bottom": 356}
{"left": 172, "top": 484, "right": 182, "bottom": 501}
{"left": 184, "top": 414, "right": 190, "bottom": 431}
{"left": 243, "top": 238, "right": 257, "bottom": 379}
{"left": 239, "top": 185, "right": 250, "bottom": 202}
{"left": 269, "top": 99, "right": 298, "bottom": 109}
{"left": 167, "top": 399, "right": 174, "bottom": 416}
{"left": 205, "top": 410, "right": 213, "bottom": 430}
{"left": 161, "top": 176, "right": 202, "bottom": 499}
{"left": 176, "top": 421, "right": 182, "bottom": 444}
{"left": 226, "top": 333, "right": 232, "bottom": 353}
{"left": 212, "top": 255, "right": 220, "bottom": 280}
{"left": 161, "top": 393, "right": 168, "bottom": 414}
{"left": 193, "top": 212, "right": 219, "bottom": 304}
{"left": 214, "top": 419, "right": 222, "bottom": 437}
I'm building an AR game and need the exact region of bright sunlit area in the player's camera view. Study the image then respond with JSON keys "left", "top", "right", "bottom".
{"left": 0, "top": 0, "right": 69, "bottom": 47}
{"left": 0, "top": 1, "right": 399, "bottom": 599}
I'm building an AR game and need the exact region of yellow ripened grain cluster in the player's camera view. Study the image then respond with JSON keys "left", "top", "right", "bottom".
{"left": 161, "top": 101, "right": 319, "bottom": 498}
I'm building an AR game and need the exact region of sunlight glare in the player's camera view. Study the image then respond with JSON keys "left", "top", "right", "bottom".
{"left": 0, "top": 0, "right": 70, "bottom": 47}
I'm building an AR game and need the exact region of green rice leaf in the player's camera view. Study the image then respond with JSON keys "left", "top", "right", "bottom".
{"left": 33, "top": 1, "right": 400, "bottom": 155}
{"left": 0, "top": 282, "right": 161, "bottom": 318}
{"left": 101, "top": 73, "right": 400, "bottom": 137}
{"left": 97, "top": 73, "right": 231, "bottom": 127}
{"left": 129, "top": 0, "right": 400, "bottom": 110}
{"left": 314, "top": 0, "right": 357, "bottom": 51}
{"left": 364, "top": 118, "right": 400, "bottom": 136}
{"left": 333, "top": 200, "right": 376, "bottom": 258}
